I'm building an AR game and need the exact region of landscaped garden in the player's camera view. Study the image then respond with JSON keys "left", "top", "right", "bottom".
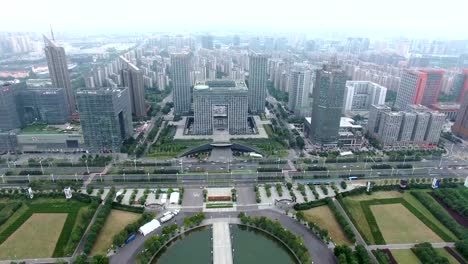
{"left": 146, "top": 125, "right": 209, "bottom": 158}
{"left": 0, "top": 192, "right": 99, "bottom": 260}
{"left": 340, "top": 190, "right": 458, "bottom": 245}
{"left": 303, "top": 205, "right": 352, "bottom": 246}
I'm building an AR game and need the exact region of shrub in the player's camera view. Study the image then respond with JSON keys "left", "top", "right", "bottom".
{"left": 412, "top": 242, "right": 449, "bottom": 264}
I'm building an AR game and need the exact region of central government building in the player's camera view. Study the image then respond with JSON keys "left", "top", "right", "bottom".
{"left": 193, "top": 80, "right": 248, "bottom": 135}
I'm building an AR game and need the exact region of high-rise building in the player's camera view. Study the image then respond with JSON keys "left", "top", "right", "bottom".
{"left": 343, "top": 81, "right": 387, "bottom": 113}
{"left": 395, "top": 69, "right": 444, "bottom": 110}
{"left": 43, "top": 35, "right": 75, "bottom": 114}
{"left": 288, "top": 68, "right": 313, "bottom": 116}
{"left": 367, "top": 104, "right": 391, "bottom": 135}
{"left": 452, "top": 95, "right": 468, "bottom": 139}
{"left": 451, "top": 70, "right": 468, "bottom": 103}
{"left": 192, "top": 80, "right": 248, "bottom": 135}
{"left": 425, "top": 111, "right": 445, "bottom": 144}
{"left": 19, "top": 88, "right": 70, "bottom": 124}
{"left": 369, "top": 103, "right": 444, "bottom": 147}
{"left": 308, "top": 66, "right": 348, "bottom": 145}
{"left": 201, "top": 35, "right": 214, "bottom": 49}
{"left": 76, "top": 87, "right": 133, "bottom": 152}
{"left": 120, "top": 56, "right": 146, "bottom": 117}
{"left": 0, "top": 84, "right": 21, "bottom": 131}
{"left": 377, "top": 112, "right": 403, "bottom": 145}
{"left": 398, "top": 112, "right": 416, "bottom": 143}
{"left": 248, "top": 53, "right": 268, "bottom": 114}
{"left": 171, "top": 52, "right": 192, "bottom": 115}
{"left": 408, "top": 104, "right": 431, "bottom": 143}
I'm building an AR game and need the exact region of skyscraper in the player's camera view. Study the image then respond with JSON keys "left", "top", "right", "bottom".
{"left": 0, "top": 84, "right": 21, "bottom": 131}
{"left": 451, "top": 70, "right": 468, "bottom": 103}
{"left": 288, "top": 68, "right": 313, "bottom": 116}
{"left": 308, "top": 66, "right": 348, "bottom": 145}
{"left": 43, "top": 35, "right": 75, "bottom": 114}
{"left": 120, "top": 56, "right": 146, "bottom": 117}
{"left": 201, "top": 35, "right": 214, "bottom": 49}
{"left": 248, "top": 53, "right": 268, "bottom": 114}
{"left": 395, "top": 69, "right": 444, "bottom": 110}
{"left": 171, "top": 52, "right": 192, "bottom": 115}
{"left": 452, "top": 95, "right": 468, "bottom": 139}
{"left": 76, "top": 87, "right": 133, "bottom": 152}
{"left": 19, "top": 88, "right": 70, "bottom": 124}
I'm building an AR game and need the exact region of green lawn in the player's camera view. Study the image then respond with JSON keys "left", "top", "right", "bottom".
{"left": 0, "top": 213, "right": 67, "bottom": 260}
{"left": 341, "top": 191, "right": 457, "bottom": 244}
{"left": 371, "top": 204, "right": 443, "bottom": 244}
{"left": 391, "top": 249, "right": 421, "bottom": 264}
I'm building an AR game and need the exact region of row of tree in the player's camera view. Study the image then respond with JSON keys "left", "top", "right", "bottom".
{"left": 84, "top": 187, "right": 116, "bottom": 254}
{"left": 411, "top": 191, "right": 468, "bottom": 239}
{"left": 412, "top": 242, "right": 450, "bottom": 264}
{"left": 238, "top": 212, "right": 312, "bottom": 263}
{"left": 433, "top": 188, "right": 468, "bottom": 217}
{"left": 334, "top": 245, "right": 371, "bottom": 264}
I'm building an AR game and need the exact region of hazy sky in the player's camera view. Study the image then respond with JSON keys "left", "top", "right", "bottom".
{"left": 1, "top": 0, "right": 467, "bottom": 38}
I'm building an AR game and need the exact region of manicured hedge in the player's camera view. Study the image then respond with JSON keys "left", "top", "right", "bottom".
{"left": 293, "top": 198, "right": 327, "bottom": 210}
{"left": 410, "top": 191, "right": 468, "bottom": 240}
{"left": 206, "top": 203, "right": 233, "bottom": 208}
{"left": 111, "top": 202, "right": 145, "bottom": 213}
{"left": 0, "top": 201, "right": 22, "bottom": 226}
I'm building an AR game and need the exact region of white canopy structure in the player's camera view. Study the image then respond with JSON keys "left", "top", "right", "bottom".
{"left": 160, "top": 193, "right": 168, "bottom": 204}
{"left": 249, "top": 152, "right": 263, "bottom": 158}
{"left": 169, "top": 192, "right": 180, "bottom": 204}
{"left": 139, "top": 219, "right": 161, "bottom": 236}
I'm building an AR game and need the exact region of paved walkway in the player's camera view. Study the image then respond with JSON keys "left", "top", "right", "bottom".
{"left": 0, "top": 258, "right": 71, "bottom": 264}
{"left": 212, "top": 222, "right": 233, "bottom": 264}
{"left": 332, "top": 198, "right": 378, "bottom": 264}
{"left": 368, "top": 242, "right": 456, "bottom": 250}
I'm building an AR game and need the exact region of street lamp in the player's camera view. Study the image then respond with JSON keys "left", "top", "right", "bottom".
{"left": 85, "top": 159, "right": 90, "bottom": 174}
{"left": 39, "top": 160, "right": 44, "bottom": 175}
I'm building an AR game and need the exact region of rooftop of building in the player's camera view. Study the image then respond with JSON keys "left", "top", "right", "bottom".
{"left": 346, "top": 80, "right": 387, "bottom": 89}
{"left": 193, "top": 80, "right": 247, "bottom": 91}
{"left": 76, "top": 87, "right": 127, "bottom": 95}
{"left": 431, "top": 102, "right": 461, "bottom": 111}
{"left": 408, "top": 104, "right": 431, "bottom": 112}
{"left": 340, "top": 117, "right": 363, "bottom": 129}
{"left": 20, "top": 123, "right": 81, "bottom": 135}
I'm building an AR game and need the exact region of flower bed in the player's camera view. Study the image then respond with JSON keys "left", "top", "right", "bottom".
{"left": 207, "top": 196, "right": 231, "bottom": 202}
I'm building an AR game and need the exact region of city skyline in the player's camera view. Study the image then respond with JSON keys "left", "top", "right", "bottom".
{"left": 0, "top": 0, "right": 467, "bottom": 38}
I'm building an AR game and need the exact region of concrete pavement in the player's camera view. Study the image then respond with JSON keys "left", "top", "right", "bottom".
{"left": 368, "top": 242, "right": 456, "bottom": 250}
{"left": 212, "top": 222, "right": 233, "bottom": 264}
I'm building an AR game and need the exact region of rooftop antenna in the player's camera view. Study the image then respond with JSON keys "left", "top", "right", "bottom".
{"left": 50, "top": 24, "right": 55, "bottom": 41}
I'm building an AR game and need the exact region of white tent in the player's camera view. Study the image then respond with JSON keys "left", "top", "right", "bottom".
{"left": 160, "top": 193, "right": 168, "bottom": 204}
{"left": 169, "top": 192, "right": 180, "bottom": 204}
{"left": 139, "top": 219, "right": 161, "bottom": 236}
